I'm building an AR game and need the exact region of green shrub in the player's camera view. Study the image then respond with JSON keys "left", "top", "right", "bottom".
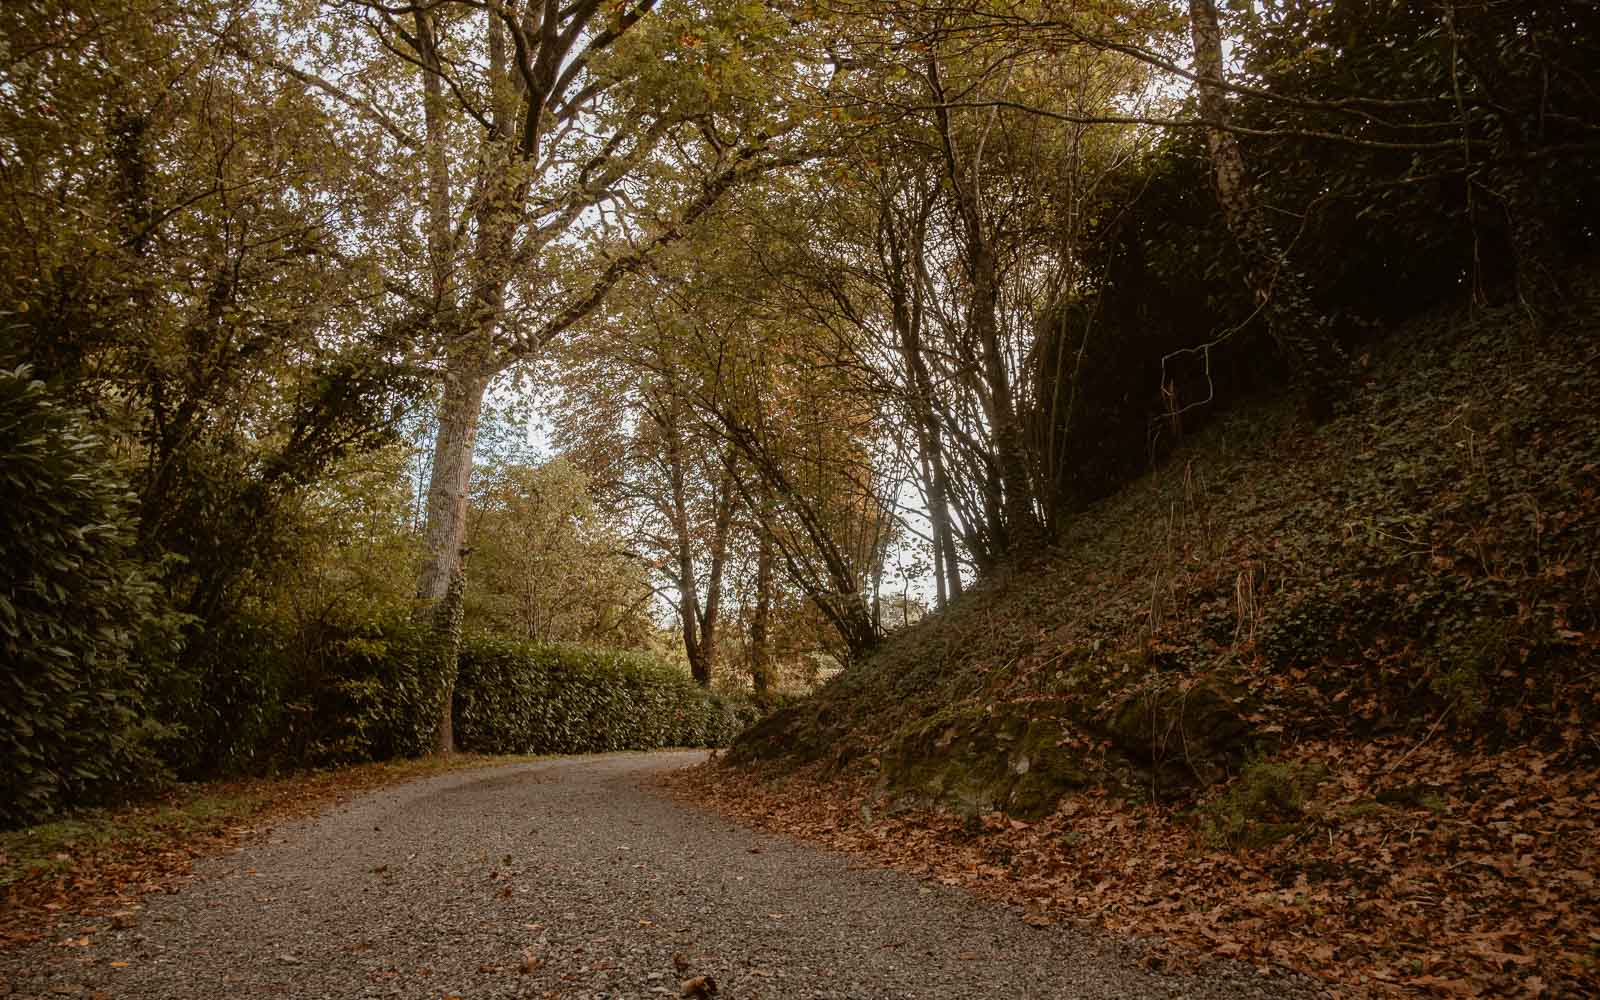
{"left": 314, "top": 617, "right": 447, "bottom": 763}
{"left": 152, "top": 612, "right": 448, "bottom": 775}
{"left": 0, "top": 367, "right": 183, "bottom": 827}
{"left": 454, "top": 636, "right": 758, "bottom": 755}
{"left": 160, "top": 616, "right": 292, "bottom": 777}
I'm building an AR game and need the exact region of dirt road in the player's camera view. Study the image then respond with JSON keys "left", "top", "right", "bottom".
{"left": 0, "top": 753, "right": 1328, "bottom": 999}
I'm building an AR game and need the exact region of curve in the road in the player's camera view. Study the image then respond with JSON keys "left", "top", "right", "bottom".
{"left": 0, "top": 752, "right": 1330, "bottom": 1000}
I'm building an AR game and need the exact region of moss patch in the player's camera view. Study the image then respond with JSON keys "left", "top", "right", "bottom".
{"left": 1099, "top": 677, "right": 1257, "bottom": 790}
{"left": 1198, "top": 757, "right": 1328, "bottom": 850}
{"left": 877, "top": 701, "right": 1092, "bottom": 818}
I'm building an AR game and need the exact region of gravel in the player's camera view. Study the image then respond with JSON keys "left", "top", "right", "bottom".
{"left": 0, "top": 752, "right": 1337, "bottom": 999}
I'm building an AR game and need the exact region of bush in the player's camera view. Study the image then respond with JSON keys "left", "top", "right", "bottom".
{"left": 160, "top": 616, "right": 293, "bottom": 778}
{"left": 313, "top": 617, "right": 448, "bottom": 763}
{"left": 0, "top": 367, "right": 183, "bottom": 827}
{"left": 149, "top": 611, "right": 448, "bottom": 776}
{"left": 455, "top": 636, "right": 758, "bottom": 755}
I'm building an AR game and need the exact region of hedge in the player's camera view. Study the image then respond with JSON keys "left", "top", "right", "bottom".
{"left": 454, "top": 636, "right": 758, "bottom": 755}
{"left": 312, "top": 617, "right": 450, "bottom": 765}
{"left": 0, "top": 367, "right": 183, "bottom": 826}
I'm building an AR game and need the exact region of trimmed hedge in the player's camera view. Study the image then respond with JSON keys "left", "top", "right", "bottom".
{"left": 455, "top": 636, "right": 758, "bottom": 754}
{"left": 313, "top": 617, "right": 449, "bottom": 765}
{"left": 172, "top": 620, "right": 752, "bottom": 773}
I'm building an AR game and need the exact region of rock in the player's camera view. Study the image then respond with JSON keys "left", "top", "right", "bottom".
{"left": 871, "top": 674, "right": 1261, "bottom": 819}
{"left": 726, "top": 706, "right": 839, "bottom": 765}
{"left": 876, "top": 701, "right": 1090, "bottom": 818}
{"left": 1100, "top": 677, "right": 1255, "bottom": 789}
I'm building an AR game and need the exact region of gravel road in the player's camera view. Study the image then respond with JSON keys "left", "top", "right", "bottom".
{"left": 0, "top": 752, "right": 1333, "bottom": 1000}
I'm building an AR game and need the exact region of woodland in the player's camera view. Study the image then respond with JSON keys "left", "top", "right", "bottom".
{"left": 2, "top": 0, "right": 1598, "bottom": 990}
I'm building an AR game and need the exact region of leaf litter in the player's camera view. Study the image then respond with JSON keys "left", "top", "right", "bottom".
{"left": 666, "top": 739, "right": 1599, "bottom": 999}
{"left": 0, "top": 754, "right": 536, "bottom": 951}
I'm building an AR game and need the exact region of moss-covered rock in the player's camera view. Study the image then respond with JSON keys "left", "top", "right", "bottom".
{"left": 726, "top": 703, "right": 842, "bottom": 766}
{"left": 1097, "top": 677, "right": 1255, "bottom": 789}
{"left": 1198, "top": 757, "right": 1329, "bottom": 849}
{"left": 877, "top": 701, "right": 1091, "bottom": 818}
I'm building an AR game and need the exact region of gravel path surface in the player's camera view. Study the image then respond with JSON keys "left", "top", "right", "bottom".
{"left": 0, "top": 753, "right": 1333, "bottom": 1000}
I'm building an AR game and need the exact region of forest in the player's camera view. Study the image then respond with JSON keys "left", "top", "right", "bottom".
{"left": 2, "top": 0, "right": 1598, "bottom": 989}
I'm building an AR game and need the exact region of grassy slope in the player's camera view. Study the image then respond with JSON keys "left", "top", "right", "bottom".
{"left": 704, "top": 284, "right": 1600, "bottom": 996}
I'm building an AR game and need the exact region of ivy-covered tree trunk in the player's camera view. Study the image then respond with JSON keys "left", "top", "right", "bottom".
{"left": 1188, "top": 0, "right": 1345, "bottom": 417}
{"left": 414, "top": 363, "right": 490, "bottom": 752}
{"left": 430, "top": 556, "right": 469, "bottom": 754}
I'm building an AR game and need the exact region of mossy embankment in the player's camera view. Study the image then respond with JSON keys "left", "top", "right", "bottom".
{"left": 701, "top": 286, "right": 1600, "bottom": 995}
{"left": 731, "top": 285, "right": 1600, "bottom": 819}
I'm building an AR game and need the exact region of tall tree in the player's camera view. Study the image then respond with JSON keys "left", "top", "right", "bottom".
{"left": 1, "top": 0, "right": 418, "bottom": 663}
{"left": 266, "top": 0, "right": 819, "bottom": 748}
{"left": 650, "top": 391, "right": 738, "bottom": 687}
{"left": 924, "top": 46, "right": 1048, "bottom": 553}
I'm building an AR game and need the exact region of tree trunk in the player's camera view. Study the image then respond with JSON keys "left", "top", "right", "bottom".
{"left": 414, "top": 363, "right": 490, "bottom": 753}
{"left": 919, "top": 447, "right": 948, "bottom": 610}
{"left": 925, "top": 51, "right": 1046, "bottom": 554}
{"left": 890, "top": 251, "right": 962, "bottom": 607}
{"left": 415, "top": 10, "right": 454, "bottom": 304}
{"left": 970, "top": 240, "right": 1045, "bottom": 552}
{"left": 431, "top": 558, "right": 468, "bottom": 754}
{"left": 750, "top": 526, "right": 775, "bottom": 699}
{"left": 1497, "top": 170, "right": 1570, "bottom": 331}
{"left": 1188, "top": 0, "right": 1344, "bottom": 416}
{"left": 694, "top": 453, "right": 737, "bottom": 688}
{"left": 416, "top": 367, "right": 491, "bottom": 606}
{"left": 1445, "top": 1, "right": 1571, "bottom": 331}
{"left": 661, "top": 402, "right": 715, "bottom": 685}
{"left": 928, "top": 432, "right": 963, "bottom": 604}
